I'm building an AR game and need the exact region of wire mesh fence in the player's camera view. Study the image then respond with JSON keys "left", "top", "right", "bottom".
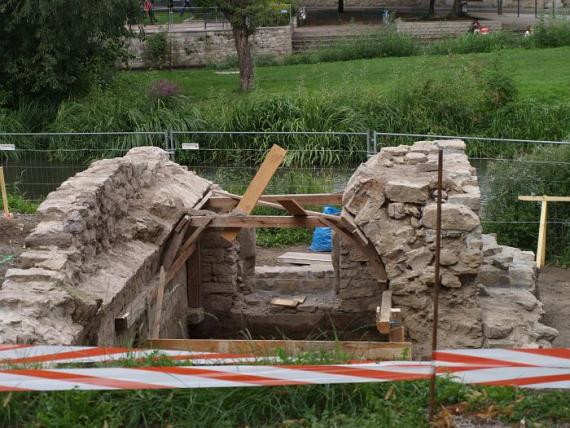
{"left": 1, "top": 129, "right": 568, "bottom": 262}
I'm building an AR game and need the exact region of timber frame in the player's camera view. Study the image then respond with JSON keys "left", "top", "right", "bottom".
{"left": 147, "top": 144, "right": 404, "bottom": 354}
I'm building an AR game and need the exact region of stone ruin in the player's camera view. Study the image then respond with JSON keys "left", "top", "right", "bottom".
{"left": 0, "top": 142, "right": 558, "bottom": 356}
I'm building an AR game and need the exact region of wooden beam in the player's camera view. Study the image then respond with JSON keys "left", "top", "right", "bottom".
{"left": 377, "top": 290, "right": 393, "bottom": 334}
{"left": 150, "top": 266, "right": 166, "bottom": 339}
{"left": 145, "top": 339, "right": 412, "bottom": 361}
{"left": 518, "top": 195, "right": 570, "bottom": 202}
{"left": 537, "top": 199, "right": 548, "bottom": 269}
{"left": 207, "top": 192, "right": 343, "bottom": 210}
{"left": 0, "top": 167, "right": 12, "bottom": 219}
{"left": 188, "top": 215, "right": 327, "bottom": 229}
{"left": 221, "top": 145, "right": 287, "bottom": 242}
{"left": 161, "top": 216, "right": 190, "bottom": 271}
{"left": 165, "top": 220, "right": 211, "bottom": 283}
{"left": 194, "top": 190, "right": 214, "bottom": 210}
{"left": 277, "top": 199, "right": 308, "bottom": 216}
{"left": 389, "top": 326, "right": 405, "bottom": 342}
{"left": 187, "top": 240, "right": 201, "bottom": 309}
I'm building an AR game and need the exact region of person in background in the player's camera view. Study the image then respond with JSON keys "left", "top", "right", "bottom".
{"left": 180, "top": 0, "right": 192, "bottom": 17}
{"left": 468, "top": 19, "right": 481, "bottom": 34}
{"left": 144, "top": 0, "right": 156, "bottom": 25}
{"left": 524, "top": 26, "right": 533, "bottom": 37}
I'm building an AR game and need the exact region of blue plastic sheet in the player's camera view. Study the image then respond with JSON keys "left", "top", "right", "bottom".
{"left": 309, "top": 206, "right": 341, "bottom": 252}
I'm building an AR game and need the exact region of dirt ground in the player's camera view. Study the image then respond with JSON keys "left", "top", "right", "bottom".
{"left": 0, "top": 214, "right": 38, "bottom": 283}
{"left": 539, "top": 266, "right": 570, "bottom": 347}
{"left": 1, "top": 213, "right": 569, "bottom": 347}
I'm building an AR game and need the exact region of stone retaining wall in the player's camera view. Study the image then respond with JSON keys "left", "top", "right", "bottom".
{"left": 128, "top": 26, "right": 292, "bottom": 69}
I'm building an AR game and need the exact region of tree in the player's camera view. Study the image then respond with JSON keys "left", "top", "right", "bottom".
{"left": 214, "top": 0, "right": 271, "bottom": 92}
{"left": 0, "top": 0, "right": 139, "bottom": 107}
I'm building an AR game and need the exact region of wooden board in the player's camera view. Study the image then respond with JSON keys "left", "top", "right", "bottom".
{"left": 187, "top": 241, "right": 201, "bottom": 309}
{"left": 536, "top": 200, "right": 548, "bottom": 269}
{"left": 221, "top": 145, "right": 287, "bottom": 242}
{"left": 188, "top": 215, "right": 326, "bottom": 229}
{"left": 277, "top": 199, "right": 307, "bottom": 216}
{"left": 377, "top": 290, "right": 393, "bottom": 334}
{"left": 150, "top": 267, "right": 166, "bottom": 339}
{"left": 270, "top": 296, "right": 306, "bottom": 307}
{"left": 277, "top": 252, "right": 332, "bottom": 266}
{"left": 161, "top": 216, "right": 190, "bottom": 271}
{"left": 146, "top": 339, "right": 412, "bottom": 361}
{"left": 518, "top": 195, "right": 570, "bottom": 202}
{"left": 165, "top": 220, "right": 211, "bottom": 283}
{"left": 206, "top": 193, "right": 343, "bottom": 210}
{"left": 0, "top": 167, "right": 11, "bottom": 219}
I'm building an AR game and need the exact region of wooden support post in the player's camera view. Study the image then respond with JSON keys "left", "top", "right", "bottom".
{"left": 377, "top": 290, "right": 393, "bottom": 334}
{"left": 221, "top": 145, "right": 287, "bottom": 242}
{"left": 0, "top": 167, "right": 12, "bottom": 219}
{"left": 166, "top": 220, "right": 211, "bottom": 283}
{"left": 187, "top": 240, "right": 201, "bottom": 309}
{"left": 150, "top": 266, "right": 166, "bottom": 339}
{"left": 518, "top": 195, "right": 570, "bottom": 269}
{"left": 277, "top": 199, "right": 308, "bottom": 216}
{"left": 537, "top": 199, "right": 548, "bottom": 269}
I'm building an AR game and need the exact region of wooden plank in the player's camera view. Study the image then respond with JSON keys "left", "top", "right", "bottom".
{"left": 277, "top": 252, "right": 332, "bottom": 266}
{"left": 206, "top": 192, "right": 343, "bottom": 210}
{"left": 270, "top": 296, "right": 306, "bottom": 307}
{"left": 165, "top": 220, "right": 211, "bottom": 283}
{"left": 389, "top": 326, "right": 405, "bottom": 343}
{"left": 194, "top": 190, "right": 214, "bottom": 210}
{"left": 188, "top": 215, "right": 327, "bottom": 229}
{"left": 187, "top": 241, "right": 201, "bottom": 309}
{"left": 377, "top": 290, "right": 393, "bottom": 335}
{"left": 277, "top": 199, "right": 308, "bottom": 216}
{"left": 0, "top": 167, "right": 12, "bottom": 219}
{"left": 145, "top": 339, "right": 412, "bottom": 361}
{"left": 161, "top": 217, "right": 191, "bottom": 271}
{"left": 150, "top": 266, "right": 166, "bottom": 339}
{"left": 221, "top": 144, "right": 287, "bottom": 242}
{"left": 537, "top": 200, "right": 548, "bottom": 269}
{"left": 519, "top": 195, "right": 570, "bottom": 202}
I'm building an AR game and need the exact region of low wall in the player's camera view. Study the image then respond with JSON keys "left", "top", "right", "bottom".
{"left": 396, "top": 20, "right": 503, "bottom": 40}
{"left": 128, "top": 26, "right": 292, "bottom": 69}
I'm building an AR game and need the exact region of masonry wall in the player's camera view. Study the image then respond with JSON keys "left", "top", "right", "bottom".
{"left": 128, "top": 26, "right": 293, "bottom": 69}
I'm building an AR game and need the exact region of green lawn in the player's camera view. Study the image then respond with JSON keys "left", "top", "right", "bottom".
{"left": 121, "top": 46, "right": 570, "bottom": 102}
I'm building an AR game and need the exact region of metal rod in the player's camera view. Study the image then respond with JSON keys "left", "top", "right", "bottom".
{"left": 428, "top": 148, "right": 443, "bottom": 421}
{"left": 374, "top": 132, "right": 570, "bottom": 146}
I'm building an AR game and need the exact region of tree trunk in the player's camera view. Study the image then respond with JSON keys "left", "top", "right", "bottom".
{"left": 233, "top": 26, "right": 254, "bottom": 92}
{"left": 428, "top": 0, "right": 436, "bottom": 16}
{"left": 338, "top": 0, "right": 344, "bottom": 13}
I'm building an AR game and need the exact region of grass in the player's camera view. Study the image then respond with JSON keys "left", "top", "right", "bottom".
{"left": 0, "top": 192, "right": 39, "bottom": 214}
{"left": 120, "top": 46, "right": 570, "bottom": 102}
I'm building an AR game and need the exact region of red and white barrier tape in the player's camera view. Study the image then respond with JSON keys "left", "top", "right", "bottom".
{"left": 0, "top": 345, "right": 268, "bottom": 367}
{"left": 0, "top": 347, "right": 567, "bottom": 392}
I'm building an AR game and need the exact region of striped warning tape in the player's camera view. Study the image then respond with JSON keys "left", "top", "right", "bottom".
{"left": 0, "top": 345, "right": 269, "bottom": 367}
{"left": 0, "top": 347, "right": 567, "bottom": 392}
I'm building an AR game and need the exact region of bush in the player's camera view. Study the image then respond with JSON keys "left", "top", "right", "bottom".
{"left": 145, "top": 32, "right": 174, "bottom": 69}
{"left": 534, "top": 16, "right": 570, "bottom": 48}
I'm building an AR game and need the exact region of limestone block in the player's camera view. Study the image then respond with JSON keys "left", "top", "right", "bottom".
{"left": 385, "top": 179, "right": 430, "bottom": 204}
{"left": 440, "top": 250, "right": 458, "bottom": 266}
{"left": 405, "top": 152, "right": 427, "bottom": 164}
{"left": 388, "top": 202, "right": 407, "bottom": 219}
{"left": 381, "top": 145, "right": 410, "bottom": 156}
{"left": 407, "top": 247, "right": 433, "bottom": 271}
{"left": 422, "top": 204, "right": 479, "bottom": 231}
{"left": 447, "top": 193, "right": 481, "bottom": 212}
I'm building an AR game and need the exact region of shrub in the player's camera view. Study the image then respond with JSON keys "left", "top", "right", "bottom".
{"left": 533, "top": 16, "right": 570, "bottom": 48}
{"left": 145, "top": 32, "right": 174, "bottom": 69}
{"left": 147, "top": 79, "right": 182, "bottom": 104}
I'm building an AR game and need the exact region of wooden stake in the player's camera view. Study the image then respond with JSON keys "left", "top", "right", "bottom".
{"left": 221, "top": 145, "right": 287, "bottom": 242}
{"left": 428, "top": 148, "right": 444, "bottom": 421}
{"left": 187, "top": 240, "right": 201, "bottom": 309}
{"left": 150, "top": 266, "right": 166, "bottom": 339}
{"left": 0, "top": 167, "right": 12, "bottom": 219}
{"left": 537, "top": 199, "right": 548, "bottom": 269}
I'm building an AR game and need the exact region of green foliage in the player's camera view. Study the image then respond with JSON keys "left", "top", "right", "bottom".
{"left": 0, "top": 0, "right": 139, "bottom": 107}
{"left": 145, "top": 32, "right": 173, "bottom": 70}
{"left": 484, "top": 144, "right": 570, "bottom": 265}
{"left": 0, "top": 192, "right": 39, "bottom": 214}
{"left": 534, "top": 16, "right": 570, "bottom": 48}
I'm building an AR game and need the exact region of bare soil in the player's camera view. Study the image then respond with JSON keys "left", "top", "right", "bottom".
{"left": 0, "top": 214, "right": 38, "bottom": 283}
{"left": 539, "top": 266, "right": 570, "bottom": 347}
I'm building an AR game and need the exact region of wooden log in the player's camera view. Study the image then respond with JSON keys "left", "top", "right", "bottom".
{"left": 221, "top": 144, "right": 287, "bottom": 242}
{"left": 150, "top": 266, "right": 166, "bottom": 339}
{"left": 277, "top": 199, "right": 308, "bottom": 216}
{"left": 145, "top": 339, "right": 412, "bottom": 361}
{"left": 377, "top": 290, "right": 393, "bottom": 334}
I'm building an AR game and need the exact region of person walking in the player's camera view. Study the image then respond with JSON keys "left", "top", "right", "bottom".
{"left": 144, "top": 0, "right": 157, "bottom": 25}
{"left": 180, "top": 0, "right": 192, "bottom": 17}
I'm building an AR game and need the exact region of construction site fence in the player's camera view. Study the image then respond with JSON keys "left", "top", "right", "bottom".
{"left": 1, "top": 130, "right": 569, "bottom": 259}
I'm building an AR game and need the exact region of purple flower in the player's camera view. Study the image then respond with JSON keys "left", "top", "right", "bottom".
{"left": 148, "top": 79, "right": 181, "bottom": 101}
